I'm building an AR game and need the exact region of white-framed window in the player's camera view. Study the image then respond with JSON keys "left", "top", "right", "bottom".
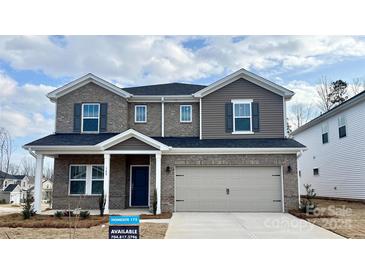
{"left": 82, "top": 103, "right": 100, "bottom": 133}
{"left": 69, "top": 165, "right": 104, "bottom": 195}
{"left": 321, "top": 122, "right": 329, "bottom": 144}
{"left": 232, "top": 99, "right": 253, "bottom": 133}
{"left": 338, "top": 115, "right": 347, "bottom": 138}
{"left": 180, "top": 105, "right": 192, "bottom": 123}
{"left": 135, "top": 105, "right": 147, "bottom": 123}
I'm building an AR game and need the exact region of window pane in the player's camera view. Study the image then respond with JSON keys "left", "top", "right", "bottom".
{"left": 83, "top": 118, "right": 99, "bottom": 132}
{"left": 92, "top": 180, "right": 104, "bottom": 194}
{"left": 70, "top": 166, "right": 86, "bottom": 179}
{"left": 83, "top": 104, "right": 99, "bottom": 118}
{"left": 234, "top": 103, "right": 250, "bottom": 116}
{"left": 339, "top": 126, "right": 346, "bottom": 138}
{"left": 92, "top": 166, "right": 104, "bottom": 179}
{"left": 181, "top": 106, "right": 191, "bottom": 121}
{"left": 338, "top": 115, "right": 346, "bottom": 127}
{"left": 70, "top": 181, "right": 86, "bottom": 194}
{"left": 235, "top": 118, "right": 250, "bottom": 131}
{"left": 136, "top": 106, "right": 146, "bottom": 122}
{"left": 322, "top": 133, "right": 328, "bottom": 144}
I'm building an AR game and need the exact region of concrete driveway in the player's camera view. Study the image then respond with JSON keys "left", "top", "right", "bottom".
{"left": 165, "top": 213, "right": 343, "bottom": 239}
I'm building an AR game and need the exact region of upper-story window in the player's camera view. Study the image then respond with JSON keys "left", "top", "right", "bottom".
{"left": 232, "top": 99, "right": 253, "bottom": 133}
{"left": 82, "top": 103, "right": 100, "bottom": 133}
{"left": 135, "top": 105, "right": 147, "bottom": 123}
{"left": 180, "top": 105, "right": 192, "bottom": 123}
{"left": 338, "top": 115, "right": 347, "bottom": 138}
{"left": 321, "top": 123, "right": 329, "bottom": 144}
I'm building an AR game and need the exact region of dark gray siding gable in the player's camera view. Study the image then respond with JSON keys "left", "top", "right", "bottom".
{"left": 202, "top": 78, "right": 284, "bottom": 139}
{"left": 107, "top": 137, "right": 157, "bottom": 151}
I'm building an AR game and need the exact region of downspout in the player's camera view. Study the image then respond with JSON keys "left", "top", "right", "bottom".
{"left": 199, "top": 97, "right": 202, "bottom": 140}
{"left": 27, "top": 148, "right": 37, "bottom": 158}
{"left": 161, "top": 97, "right": 165, "bottom": 137}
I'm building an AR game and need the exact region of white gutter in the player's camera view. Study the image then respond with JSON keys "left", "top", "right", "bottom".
{"left": 161, "top": 97, "right": 165, "bottom": 137}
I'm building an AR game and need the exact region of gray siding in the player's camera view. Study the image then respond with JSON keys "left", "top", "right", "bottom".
{"left": 164, "top": 102, "right": 199, "bottom": 137}
{"left": 202, "top": 78, "right": 284, "bottom": 139}
{"left": 107, "top": 137, "right": 157, "bottom": 151}
{"left": 56, "top": 83, "right": 129, "bottom": 133}
{"left": 128, "top": 103, "right": 162, "bottom": 136}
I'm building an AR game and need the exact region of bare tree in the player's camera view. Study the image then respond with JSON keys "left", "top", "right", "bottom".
{"left": 7, "top": 163, "right": 21, "bottom": 175}
{"left": 20, "top": 156, "right": 36, "bottom": 177}
{"left": 43, "top": 160, "right": 54, "bottom": 180}
{"left": 0, "top": 127, "right": 12, "bottom": 173}
{"left": 350, "top": 78, "right": 365, "bottom": 96}
{"left": 290, "top": 103, "right": 316, "bottom": 129}
{"left": 316, "top": 76, "right": 332, "bottom": 112}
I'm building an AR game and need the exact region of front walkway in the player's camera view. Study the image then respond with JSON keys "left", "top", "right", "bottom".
{"left": 165, "top": 212, "right": 343, "bottom": 239}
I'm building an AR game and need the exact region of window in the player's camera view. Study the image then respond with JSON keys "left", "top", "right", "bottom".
{"left": 82, "top": 103, "right": 100, "bottom": 133}
{"left": 232, "top": 100, "right": 252, "bottom": 133}
{"left": 91, "top": 166, "right": 104, "bottom": 194}
{"left": 69, "top": 165, "right": 104, "bottom": 195}
{"left": 135, "top": 105, "right": 147, "bottom": 123}
{"left": 313, "top": 168, "right": 319, "bottom": 176}
{"left": 338, "top": 115, "right": 347, "bottom": 138}
{"left": 69, "top": 165, "right": 87, "bottom": 194}
{"left": 321, "top": 123, "right": 329, "bottom": 144}
{"left": 180, "top": 105, "right": 192, "bottom": 123}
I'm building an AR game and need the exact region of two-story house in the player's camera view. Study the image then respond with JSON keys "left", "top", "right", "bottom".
{"left": 293, "top": 90, "right": 365, "bottom": 201}
{"left": 24, "top": 68, "right": 305, "bottom": 214}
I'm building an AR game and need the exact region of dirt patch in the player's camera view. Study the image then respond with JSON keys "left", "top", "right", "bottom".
{"left": 0, "top": 223, "right": 168, "bottom": 239}
{"left": 0, "top": 214, "right": 108, "bottom": 228}
{"left": 292, "top": 198, "right": 365, "bottom": 239}
{"left": 140, "top": 212, "right": 172, "bottom": 219}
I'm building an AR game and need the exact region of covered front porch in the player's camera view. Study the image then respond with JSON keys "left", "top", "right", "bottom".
{"left": 25, "top": 129, "right": 170, "bottom": 215}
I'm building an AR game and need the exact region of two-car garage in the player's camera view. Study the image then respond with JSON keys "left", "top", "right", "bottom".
{"left": 175, "top": 166, "right": 283, "bottom": 212}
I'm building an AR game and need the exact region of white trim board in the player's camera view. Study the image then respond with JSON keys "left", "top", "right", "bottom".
{"left": 47, "top": 73, "right": 131, "bottom": 101}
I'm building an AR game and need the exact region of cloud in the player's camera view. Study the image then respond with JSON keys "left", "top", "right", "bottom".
{"left": 0, "top": 72, "right": 17, "bottom": 96}
{"left": 1, "top": 36, "right": 365, "bottom": 86}
{"left": 0, "top": 73, "right": 55, "bottom": 138}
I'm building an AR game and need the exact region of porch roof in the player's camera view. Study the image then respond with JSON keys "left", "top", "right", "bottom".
{"left": 25, "top": 133, "right": 305, "bottom": 149}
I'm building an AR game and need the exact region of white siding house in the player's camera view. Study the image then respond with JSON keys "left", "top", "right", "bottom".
{"left": 292, "top": 91, "right": 365, "bottom": 200}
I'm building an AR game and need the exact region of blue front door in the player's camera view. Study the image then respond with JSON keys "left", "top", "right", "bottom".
{"left": 131, "top": 166, "right": 149, "bottom": 207}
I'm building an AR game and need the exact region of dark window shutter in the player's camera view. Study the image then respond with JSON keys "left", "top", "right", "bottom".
{"left": 225, "top": 103, "right": 233, "bottom": 133}
{"left": 100, "top": 103, "right": 108, "bottom": 132}
{"left": 252, "top": 102, "right": 260, "bottom": 132}
{"left": 73, "top": 103, "right": 82, "bottom": 133}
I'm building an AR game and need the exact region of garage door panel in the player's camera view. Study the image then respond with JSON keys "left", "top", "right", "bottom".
{"left": 175, "top": 166, "right": 282, "bottom": 212}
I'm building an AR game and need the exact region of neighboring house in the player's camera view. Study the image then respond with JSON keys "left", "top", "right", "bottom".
{"left": 24, "top": 68, "right": 305, "bottom": 214}
{"left": 292, "top": 90, "right": 365, "bottom": 200}
{"left": 3, "top": 184, "right": 21, "bottom": 204}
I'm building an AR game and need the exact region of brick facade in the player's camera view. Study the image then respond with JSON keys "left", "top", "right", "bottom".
{"left": 160, "top": 154, "right": 298, "bottom": 213}
{"left": 53, "top": 153, "right": 298, "bottom": 212}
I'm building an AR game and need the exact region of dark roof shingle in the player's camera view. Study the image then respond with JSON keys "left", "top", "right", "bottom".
{"left": 25, "top": 134, "right": 305, "bottom": 149}
{"left": 4, "top": 184, "right": 18, "bottom": 192}
{"left": 124, "top": 83, "right": 206, "bottom": 96}
{"left": 153, "top": 137, "right": 305, "bottom": 148}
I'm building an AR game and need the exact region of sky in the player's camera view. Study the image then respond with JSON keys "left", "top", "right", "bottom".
{"left": 1, "top": 35, "right": 365, "bottom": 167}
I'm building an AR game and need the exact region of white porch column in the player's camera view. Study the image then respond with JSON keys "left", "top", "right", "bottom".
{"left": 34, "top": 154, "right": 44, "bottom": 213}
{"left": 103, "top": 154, "right": 110, "bottom": 214}
{"left": 155, "top": 152, "right": 162, "bottom": 214}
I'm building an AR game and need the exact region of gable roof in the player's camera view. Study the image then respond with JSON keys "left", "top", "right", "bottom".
{"left": 292, "top": 90, "right": 365, "bottom": 135}
{"left": 4, "top": 184, "right": 18, "bottom": 192}
{"left": 124, "top": 83, "right": 206, "bottom": 96}
{"left": 47, "top": 73, "right": 132, "bottom": 101}
{"left": 193, "top": 68, "right": 294, "bottom": 99}
{"left": 0, "top": 171, "right": 11, "bottom": 179}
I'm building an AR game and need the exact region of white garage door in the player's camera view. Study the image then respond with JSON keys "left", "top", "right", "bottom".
{"left": 175, "top": 166, "right": 283, "bottom": 212}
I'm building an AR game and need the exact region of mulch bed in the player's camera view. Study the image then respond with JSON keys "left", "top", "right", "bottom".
{"left": 0, "top": 213, "right": 108, "bottom": 228}
{"left": 140, "top": 212, "right": 172, "bottom": 219}
{"left": 289, "top": 209, "right": 336, "bottom": 219}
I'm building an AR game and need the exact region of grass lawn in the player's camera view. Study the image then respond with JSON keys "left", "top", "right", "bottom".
{"left": 0, "top": 213, "right": 169, "bottom": 239}
{"left": 291, "top": 198, "right": 365, "bottom": 239}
